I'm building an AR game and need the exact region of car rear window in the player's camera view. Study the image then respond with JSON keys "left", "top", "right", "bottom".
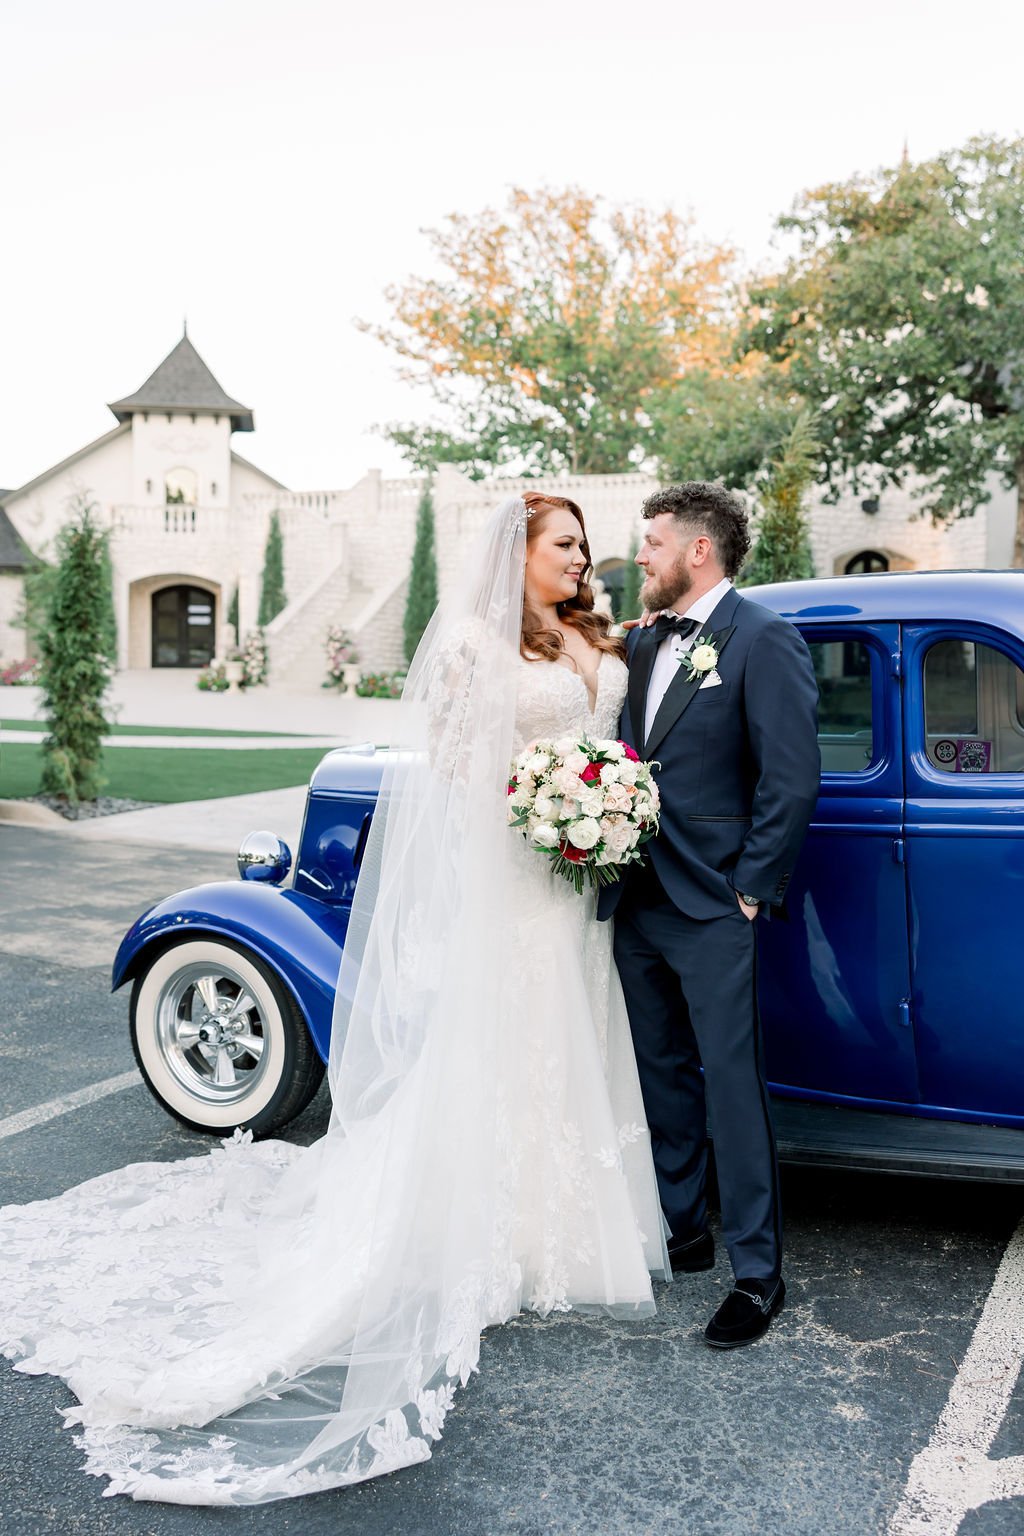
{"left": 807, "top": 639, "right": 875, "bottom": 772}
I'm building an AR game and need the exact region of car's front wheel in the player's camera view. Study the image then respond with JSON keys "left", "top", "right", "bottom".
{"left": 130, "top": 938, "right": 325, "bottom": 1136}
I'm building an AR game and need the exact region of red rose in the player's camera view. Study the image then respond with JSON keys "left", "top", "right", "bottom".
{"left": 621, "top": 742, "right": 640, "bottom": 762}
{"left": 559, "top": 839, "right": 588, "bottom": 863}
{"left": 507, "top": 776, "right": 518, "bottom": 796}
{"left": 580, "top": 762, "right": 602, "bottom": 784}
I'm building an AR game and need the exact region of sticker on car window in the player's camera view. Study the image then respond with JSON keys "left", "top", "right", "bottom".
{"left": 955, "top": 739, "right": 992, "bottom": 772}
{"left": 935, "top": 739, "right": 957, "bottom": 766}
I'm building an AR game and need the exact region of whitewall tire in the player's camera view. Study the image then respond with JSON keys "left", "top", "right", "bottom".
{"left": 130, "top": 938, "right": 325, "bottom": 1136}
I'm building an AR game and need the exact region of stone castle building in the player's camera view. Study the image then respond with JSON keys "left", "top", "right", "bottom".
{"left": 0, "top": 333, "right": 1017, "bottom": 689}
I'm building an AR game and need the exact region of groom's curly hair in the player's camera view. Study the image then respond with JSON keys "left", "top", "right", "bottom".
{"left": 642, "top": 482, "right": 751, "bottom": 580}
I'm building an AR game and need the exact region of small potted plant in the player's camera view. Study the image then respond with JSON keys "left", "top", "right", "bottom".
{"left": 324, "top": 625, "right": 361, "bottom": 697}
{"left": 224, "top": 647, "right": 245, "bottom": 693}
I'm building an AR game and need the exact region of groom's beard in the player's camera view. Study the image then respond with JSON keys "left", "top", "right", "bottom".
{"left": 642, "top": 558, "right": 692, "bottom": 614}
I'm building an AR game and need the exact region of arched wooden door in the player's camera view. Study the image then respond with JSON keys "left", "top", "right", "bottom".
{"left": 151, "top": 584, "right": 216, "bottom": 667}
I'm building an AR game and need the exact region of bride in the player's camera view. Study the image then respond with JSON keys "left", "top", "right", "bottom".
{"left": 0, "top": 492, "right": 670, "bottom": 1505}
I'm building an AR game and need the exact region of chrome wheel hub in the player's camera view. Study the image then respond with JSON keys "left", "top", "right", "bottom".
{"left": 155, "top": 963, "right": 270, "bottom": 1106}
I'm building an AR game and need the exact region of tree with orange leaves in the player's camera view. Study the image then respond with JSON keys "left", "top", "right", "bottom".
{"left": 361, "top": 187, "right": 738, "bottom": 477}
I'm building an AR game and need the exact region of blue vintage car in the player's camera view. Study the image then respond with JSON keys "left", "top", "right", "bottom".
{"left": 114, "top": 570, "right": 1024, "bottom": 1180}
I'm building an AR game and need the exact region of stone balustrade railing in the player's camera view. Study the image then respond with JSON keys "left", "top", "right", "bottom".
{"left": 109, "top": 504, "right": 243, "bottom": 537}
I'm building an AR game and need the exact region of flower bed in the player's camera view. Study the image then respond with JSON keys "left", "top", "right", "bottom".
{"left": 1, "top": 659, "right": 40, "bottom": 686}
{"left": 355, "top": 671, "right": 406, "bottom": 699}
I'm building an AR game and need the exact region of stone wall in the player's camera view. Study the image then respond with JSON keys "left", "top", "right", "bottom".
{"left": 0, "top": 573, "right": 27, "bottom": 666}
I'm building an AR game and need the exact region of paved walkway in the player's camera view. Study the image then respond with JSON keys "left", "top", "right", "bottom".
{"left": 0, "top": 669, "right": 403, "bottom": 737}
{"left": 4, "top": 731, "right": 347, "bottom": 750}
{"left": 0, "top": 668, "right": 397, "bottom": 849}
{"left": 68, "top": 784, "right": 312, "bottom": 851}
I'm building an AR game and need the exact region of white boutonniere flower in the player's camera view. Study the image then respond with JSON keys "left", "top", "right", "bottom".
{"left": 680, "top": 634, "right": 720, "bottom": 683}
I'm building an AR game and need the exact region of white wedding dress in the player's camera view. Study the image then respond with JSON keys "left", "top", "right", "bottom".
{"left": 0, "top": 641, "right": 669, "bottom": 1505}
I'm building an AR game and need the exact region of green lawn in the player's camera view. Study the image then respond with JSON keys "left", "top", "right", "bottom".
{"left": 0, "top": 719, "right": 307, "bottom": 738}
{"left": 0, "top": 742, "right": 330, "bottom": 803}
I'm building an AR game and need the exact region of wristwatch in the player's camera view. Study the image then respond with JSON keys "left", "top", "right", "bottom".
{"left": 738, "top": 892, "right": 761, "bottom": 909}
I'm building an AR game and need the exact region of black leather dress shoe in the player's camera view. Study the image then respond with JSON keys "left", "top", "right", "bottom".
{"left": 667, "top": 1229, "right": 715, "bottom": 1273}
{"left": 704, "top": 1276, "right": 785, "bottom": 1349}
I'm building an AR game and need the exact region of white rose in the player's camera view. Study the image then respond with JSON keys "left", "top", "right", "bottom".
{"left": 531, "top": 823, "right": 560, "bottom": 849}
{"left": 552, "top": 766, "right": 584, "bottom": 797}
{"left": 562, "top": 798, "right": 579, "bottom": 819}
{"left": 632, "top": 792, "right": 651, "bottom": 815}
{"left": 617, "top": 759, "right": 639, "bottom": 785}
{"left": 564, "top": 750, "right": 590, "bottom": 777}
{"left": 579, "top": 789, "right": 605, "bottom": 819}
{"left": 553, "top": 736, "right": 577, "bottom": 756}
{"left": 566, "top": 817, "right": 602, "bottom": 850}
{"left": 602, "top": 820, "right": 634, "bottom": 855}
{"left": 534, "top": 795, "right": 559, "bottom": 822}
{"left": 526, "top": 752, "right": 551, "bottom": 776}
{"left": 690, "top": 643, "right": 718, "bottom": 674}
{"left": 599, "top": 762, "right": 621, "bottom": 785}
{"left": 603, "top": 740, "right": 625, "bottom": 760}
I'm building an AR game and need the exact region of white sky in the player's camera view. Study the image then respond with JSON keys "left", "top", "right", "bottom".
{"left": 2, "top": 0, "right": 1022, "bottom": 494}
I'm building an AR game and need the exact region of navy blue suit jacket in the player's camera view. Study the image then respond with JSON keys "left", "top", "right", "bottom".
{"left": 598, "top": 587, "right": 820, "bottom": 922}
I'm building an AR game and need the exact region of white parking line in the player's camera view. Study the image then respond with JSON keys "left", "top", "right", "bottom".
{"left": 887, "top": 1216, "right": 1024, "bottom": 1534}
{"left": 0, "top": 1070, "right": 142, "bottom": 1141}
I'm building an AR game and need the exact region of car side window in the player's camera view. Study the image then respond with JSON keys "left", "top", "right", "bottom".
{"left": 924, "top": 639, "right": 1024, "bottom": 773}
{"left": 806, "top": 638, "right": 875, "bottom": 772}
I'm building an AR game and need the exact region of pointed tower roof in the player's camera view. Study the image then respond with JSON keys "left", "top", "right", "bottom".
{"left": 0, "top": 505, "right": 31, "bottom": 569}
{"left": 108, "top": 328, "right": 254, "bottom": 432}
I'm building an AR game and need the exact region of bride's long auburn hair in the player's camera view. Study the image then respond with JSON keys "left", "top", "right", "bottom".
{"left": 520, "top": 492, "right": 626, "bottom": 664}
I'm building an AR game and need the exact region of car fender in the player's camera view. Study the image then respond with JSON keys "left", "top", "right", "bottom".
{"left": 112, "top": 882, "right": 349, "bottom": 1063}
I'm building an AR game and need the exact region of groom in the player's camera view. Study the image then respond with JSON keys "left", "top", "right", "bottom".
{"left": 599, "top": 482, "right": 820, "bottom": 1349}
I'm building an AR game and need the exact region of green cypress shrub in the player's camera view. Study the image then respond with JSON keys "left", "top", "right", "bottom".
{"left": 740, "top": 412, "right": 818, "bottom": 586}
{"left": 618, "top": 536, "right": 642, "bottom": 620}
{"left": 38, "top": 497, "right": 115, "bottom": 803}
{"left": 258, "top": 511, "right": 287, "bottom": 625}
{"left": 403, "top": 482, "right": 439, "bottom": 664}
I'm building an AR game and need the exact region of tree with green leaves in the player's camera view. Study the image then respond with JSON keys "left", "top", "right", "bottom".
{"left": 403, "top": 482, "right": 439, "bottom": 663}
{"left": 650, "top": 369, "right": 804, "bottom": 491}
{"left": 740, "top": 412, "right": 819, "bottom": 586}
{"left": 363, "top": 186, "right": 737, "bottom": 477}
{"left": 258, "top": 511, "right": 287, "bottom": 625}
{"left": 37, "top": 496, "right": 115, "bottom": 803}
{"left": 746, "top": 135, "right": 1024, "bottom": 565}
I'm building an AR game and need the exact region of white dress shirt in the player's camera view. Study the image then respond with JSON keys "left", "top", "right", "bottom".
{"left": 643, "top": 577, "right": 734, "bottom": 744}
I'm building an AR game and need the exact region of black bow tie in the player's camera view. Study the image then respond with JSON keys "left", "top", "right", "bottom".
{"left": 652, "top": 613, "right": 698, "bottom": 645}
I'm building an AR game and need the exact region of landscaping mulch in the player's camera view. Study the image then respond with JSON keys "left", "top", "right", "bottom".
{"left": 17, "top": 794, "right": 160, "bottom": 821}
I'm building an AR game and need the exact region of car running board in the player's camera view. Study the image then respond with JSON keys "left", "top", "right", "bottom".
{"left": 770, "top": 1097, "right": 1024, "bottom": 1184}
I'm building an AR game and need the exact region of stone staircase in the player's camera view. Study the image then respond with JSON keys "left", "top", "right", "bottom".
{"left": 266, "top": 560, "right": 407, "bottom": 690}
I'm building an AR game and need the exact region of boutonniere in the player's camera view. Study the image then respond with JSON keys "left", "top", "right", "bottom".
{"left": 680, "top": 634, "right": 719, "bottom": 683}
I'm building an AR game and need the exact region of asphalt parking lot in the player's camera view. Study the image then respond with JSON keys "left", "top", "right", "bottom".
{"left": 0, "top": 823, "right": 1021, "bottom": 1536}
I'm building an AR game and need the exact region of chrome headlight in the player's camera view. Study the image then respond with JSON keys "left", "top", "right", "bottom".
{"left": 237, "top": 830, "right": 292, "bottom": 885}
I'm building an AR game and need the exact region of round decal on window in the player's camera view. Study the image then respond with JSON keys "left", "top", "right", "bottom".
{"left": 934, "top": 739, "right": 957, "bottom": 765}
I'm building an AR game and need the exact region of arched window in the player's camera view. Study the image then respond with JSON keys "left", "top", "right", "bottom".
{"left": 845, "top": 550, "right": 889, "bottom": 575}
{"left": 165, "top": 467, "right": 198, "bottom": 506}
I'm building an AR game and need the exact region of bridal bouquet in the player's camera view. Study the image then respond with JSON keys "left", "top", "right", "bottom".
{"left": 507, "top": 735, "right": 661, "bottom": 893}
